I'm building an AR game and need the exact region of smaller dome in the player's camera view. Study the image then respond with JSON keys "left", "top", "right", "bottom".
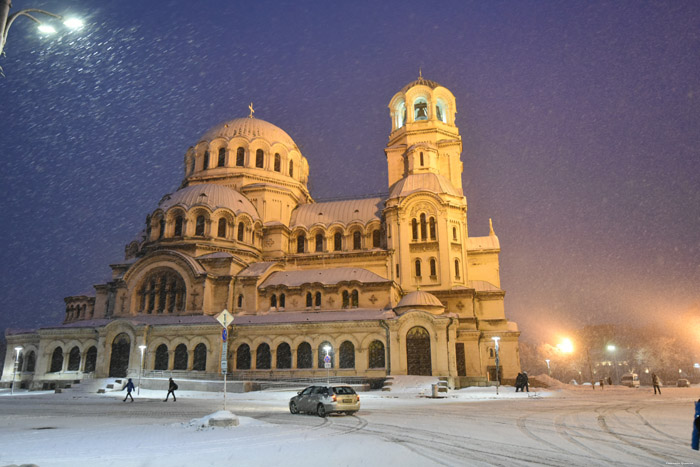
{"left": 199, "top": 117, "right": 297, "bottom": 148}
{"left": 400, "top": 77, "right": 441, "bottom": 94}
{"left": 395, "top": 290, "right": 444, "bottom": 314}
{"left": 388, "top": 173, "right": 462, "bottom": 199}
{"left": 157, "top": 184, "right": 260, "bottom": 221}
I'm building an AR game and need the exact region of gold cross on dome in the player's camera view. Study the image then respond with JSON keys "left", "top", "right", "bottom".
{"left": 248, "top": 102, "right": 255, "bottom": 118}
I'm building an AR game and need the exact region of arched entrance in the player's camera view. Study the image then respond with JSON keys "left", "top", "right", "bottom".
{"left": 109, "top": 333, "right": 131, "bottom": 377}
{"left": 406, "top": 326, "right": 432, "bottom": 375}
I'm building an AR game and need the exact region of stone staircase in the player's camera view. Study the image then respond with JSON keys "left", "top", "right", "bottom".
{"left": 381, "top": 376, "right": 394, "bottom": 391}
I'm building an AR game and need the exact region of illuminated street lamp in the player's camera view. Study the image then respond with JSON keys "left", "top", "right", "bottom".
{"left": 323, "top": 345, "right": 332, "bottom": 384}
{"left": 545, "top": 359, "right": 551, "bottom": 377}
{"left": 0, "top": 0, "right": 84, "bottom": 74}
{"left": 607, "top": 344, "right": 619, "bottom": 384}
{"left": 11, "top": 346, "right": 22, "bottom": 395}
{"left": 492, "top": 336, "right": 500, "bottom": 395}
{"left": 138, "top": 345, "right": 147, "bottom": 395}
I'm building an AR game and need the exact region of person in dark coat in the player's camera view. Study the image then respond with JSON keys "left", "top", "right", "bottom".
{"left": 521, "top": 372, "right": 530, "bottom": 392}
{"left": 164, "top": 377, "right": 178, "bottom": 402}
{"left": 123, "top": 378, "right": 135, "bottom": 402}
{"left": 607, "top": 376, "right": 613, "bottom": 386}
{"left": 515, "top": 373, "right": 523, "bottom": 392}
{"left": 652, "top": 373, "right": 661, "bottom": 395}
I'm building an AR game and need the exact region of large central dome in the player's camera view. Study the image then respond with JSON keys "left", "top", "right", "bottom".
{"left": 199, "top": 118, "right": 297, "bottom": 148}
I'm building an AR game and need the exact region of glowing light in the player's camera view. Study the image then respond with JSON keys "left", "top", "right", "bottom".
{"left": 63, "top": 18, "right": 84, "bottom": 30}
{"left": 557, "top": 338, "right": 574, "bottom": 353}
{"left": 38, "top": 24, "right": 57, "bottom": 34}
{"left": 607, "top": 344, "right": 616, "bottom": 352}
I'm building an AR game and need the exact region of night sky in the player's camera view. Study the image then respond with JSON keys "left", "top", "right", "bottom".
{"left": 1, "top": 0, "right": 698, "bottom": 344}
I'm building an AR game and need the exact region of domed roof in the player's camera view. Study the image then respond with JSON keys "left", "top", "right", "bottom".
{"left": 400, "top": 76, "right": 442, "bottom": 93}
{"left": 157, "top": 184, "right": 260, "bottom": 220}
{"left": 199, "top": 117, "right": 297, "bottom": 148}
{"left": 388, "top": 173, "right": 462, "bottom": 199}
{"left": 396, "top": 290, "right": 444, "bottom": 310}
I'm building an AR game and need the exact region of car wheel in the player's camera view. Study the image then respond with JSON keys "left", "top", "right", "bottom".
{"left": 289, "top": 401, "right": 299, "bottom": 414}
{"left": 317, "top": 404, "right": 326, "bottom": 418}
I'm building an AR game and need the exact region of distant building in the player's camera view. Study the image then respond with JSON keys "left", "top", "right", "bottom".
{"left": 3, "top": 77, "right": 520, "bottom": 389}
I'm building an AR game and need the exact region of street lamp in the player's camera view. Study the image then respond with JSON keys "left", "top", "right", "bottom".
{"left": 11, "top": 346, "right": 22, "bottom": 395}
{"left": 0, "top": 0, "right": 84, "bottom": 75}
{"left": 323, "top": 345, "right": 331, "bottom": 384}
{"left": 545, "top": 359, "right": 551, "bottom": 377}
{"left": 492, "top": 336, "right": 500, "bottom": 395}
{"left": 138, "top": 345, "right": 146, "bottom": 395}
{"left": 607, "top": 344, "right": 619, "bottom": 384}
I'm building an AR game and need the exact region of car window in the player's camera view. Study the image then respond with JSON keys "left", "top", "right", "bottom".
{"left": 301, "top": 387, "right": 314, "bottom": 395}
{"left": 312, "top": 387, "right": 326, "bottom": 395}
{"left": 333, "top": 386, "right": 356, "bottom": 395}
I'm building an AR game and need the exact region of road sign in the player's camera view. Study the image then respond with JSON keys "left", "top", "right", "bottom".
{"left": 216, "top": 309, "right": 234, "bottom": 328}
{"left": 324, "top": 362, "right": 331, "bottom": 369}
{"left": 221, "top": 360, "right": 227, "bottom": 372}
{"left": 324, "top": 355, "right": 331, "bottom": 363}
{"left": 222, "top": 328, "right": 227, "bottom": 342}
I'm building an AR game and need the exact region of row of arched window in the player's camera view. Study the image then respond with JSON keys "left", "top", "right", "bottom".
{"left": 414, "top": 258, "right": 461, "bottom": 279}
{"left": 189, "top": 147, "right": 296, "bottom": 178}
{"left": 395, "top": 96, "right": 449, "bottom": 129}
{"left": 65, "top": 304, "right": 92, "bottom": 322}
{"left": 149, "top": 212, "right": 254, "bottom": 244}
{"left": 136, "top": 269, "right": 186, "bottom": 314}
{"left": 412, "top": 214, "right": 436, "bottom": 241}
{"left": 15, "top": 350, "right": 37, "bottom": 373}
{"left": 294, "top": 229, "right": 382, "bottom": 254}
{"left": 48, "top": 346, "right": 97, "bottom": 373}
{"left": 266, "top": 289, "right": 360, "bottom": 311}
{"left": 234, "top": 340, "right": 385, "bottom": 370}
{"left": 152, "top": 343, "right": 207, "bottom": 371}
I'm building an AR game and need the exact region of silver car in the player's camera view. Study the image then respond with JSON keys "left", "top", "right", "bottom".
{"left": 289, "top": 384, "right": 360, "bottom": 417}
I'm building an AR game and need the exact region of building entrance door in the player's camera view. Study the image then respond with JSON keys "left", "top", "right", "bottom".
{"left": 406, "top": 326, "right": 432, "bottom": 375}
{"left": 109, "top": 333, "right": 131, "bottom": 377}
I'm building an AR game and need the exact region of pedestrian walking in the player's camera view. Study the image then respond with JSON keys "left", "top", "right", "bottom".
{"left": 599, "top": 379, "right": 604, "bottom": 390}
{"left": 607, "top": 376, "right": 612, "bottom": 386}
{"left": 164, "top": 377, "right": 178, "bottom": 402}
{"left": 515, "top": 373, "right": 523, "bottom": 392}
{"left": 652, "top": 373, "right": 661, "bottom": 395}
{"left": 521, "top": 372, "right": 530, "bottom": 392}
{"left": 693, "top": 399, "right": 700, "bottom": 450}
{"left": 123, "top": 378, "right": 135, "bottom": 402}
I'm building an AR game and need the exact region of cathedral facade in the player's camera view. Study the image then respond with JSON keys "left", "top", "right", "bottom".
{"left": 3, "top": 77, "right": 521, "bottom": 389}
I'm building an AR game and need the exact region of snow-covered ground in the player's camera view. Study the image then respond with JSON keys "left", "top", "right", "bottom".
{"left": 0, "top": 376, "right": 697, "bottom": 466}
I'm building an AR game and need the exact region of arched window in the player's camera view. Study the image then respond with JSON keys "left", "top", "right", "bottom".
{"left": 315, "top": 233, "right": 323, "bottom": 252}
{"left": 429, "top": 217, "right": 436, "bottom": 240}
{"left": 174, "top": 216, "right": 183, "bottom": 237}
{"left": 415, "top": 259, "right": 422, "bottom": 277}
{"left": 430, "top": 258, "right": 437, "bottom": 277}
{"left": 315, "top": 292, "right": 321, "bottom": 307}
{"left": 339, "top": 341, "right": 355, "bottom": 369}
{"left": 138, "top": 268, "right": 186, "bottom": 314}
{"left": 195, "top": 215, "right": 205, "bottom": 236}
{"left": 372, "top": 229, "right": 381, "bottom": 248}
{"left": 453, "top": 226, "right": 457, "bottom": 240}
{"left": 68, "top": 346, "right": 81, "bottom": 371}
{"left": 334, "top": 232, "right": 342, "bottom": 251}
{"left": 279, "top": 293, "right": 286, "bottom": 309}
{"left": 420, "top": 152, "right": 424, "bottom": 166}
{"left": 237, "top": 222, "right": 245, "bottom": 241}
{"left": 436, "top": 98, "right": 447, "bottom": 123}
{"left": 297, "top": 234, "right": 305, "bottom": 253}
{"left": 50, "top": 347, "right": 63, "bottom": 373}
{"left": 306, "top": 292, "right": 313, "bottom": 307}
{"left": 289, "top": 160, "right": 294, "bottom": 177}
{"left": 414, "top": 97, "right": 428, "bottom": 121}
{"left": 236, "top": 147, "right": 245, "bottom": 166}
{"left": 237, "top": 294, "right": 243, "bottom": 308}
{"left": 158, "top": 218, "right": 165, "bottom": 239}
{"left": 217, "top": 218, "right": 227, "bottom": 238}
{"left": 351, "top": 290, "right": 359, "bottom": 308}
{"left": 368, "top": 340, "right": 385, "bottom": 368}
{"left": 218, "top": 148, "right": 226, "bottom": 167}
{"left": 25, "top": 350, "right": 37, "bottom": 373}
{"left": 173, "top": 344, "right": 188, "bottom": 370}
{"left": 353, "top": 231, "right": 361, "bottom": 250}
{"left": 317, "top": 341, "right": 334, "bottom": 368}
{"left": 396, "top": 100, "right": 406, "bottom": 128}
{"left": 412, "top": 218, "right": 418, "bottom": 240}
{"left": 270, "top": 294, "right": 277, "bottom": 309}
{"left": 297, "top": 342, "right": 312, "bottom": 368}
{"left": 193, "top": 343, "right": 207, "bottom": 371}
{"left": 276, "top": 343, "right": 291, "bottom": 369}
{"left": 154, "top": 344, "right": 169, "bottom": 370}
{"left": 189, "top": 157, "right": 195, "bottom": 174}
{"left": 342, "top": 290, "right": 349, "bottom": 308}
{"left": 82, "top": 347, "right": 95, "bottom": 372}
{"left": 236, "top": 344, "right": 251, "bottom": 370}
{"left": 420, "top": 213, "right": 427, "bottom": 239}
{"left": 455, "top": 259, "right": 461, "bottom": 279}
{"left": 256, "top": 343, "right": 271, "bottom": 369}
{"left": 274, "top": 153, "right": 281, "bottom": 172}
{"left": 203, "top": 151, "right": 210, "bottom": 170}
{"left": 255, "top": 149, "right": 264, "bottom": 168}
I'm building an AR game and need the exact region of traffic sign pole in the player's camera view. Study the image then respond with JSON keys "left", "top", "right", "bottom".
{"left": 216, "top": 309, "right": 234, "bottom": 412}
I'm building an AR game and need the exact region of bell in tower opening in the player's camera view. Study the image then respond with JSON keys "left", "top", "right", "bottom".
{"left": 414, "top": 98, "right": 428, "bottom": 120}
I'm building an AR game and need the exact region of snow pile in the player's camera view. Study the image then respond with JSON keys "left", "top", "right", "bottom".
{"left": 185, "top": 410, "right": 239, "bottom": 429}
{"left": 385, "top": 375, "right": 440, "bottom": 395}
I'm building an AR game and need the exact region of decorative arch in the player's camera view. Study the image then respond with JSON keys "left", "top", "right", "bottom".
{"left": 296, "top": 342, "right": 312, "bottom": 369}
{"left": 109, "top": 333, "right": 131, "bottom": 377}
{"left": 276, "top": 342, "right": 292, "bottom": 369}
{"left": 339, "top": 341, "right": 355, "bottom": 369}
{"left": 49, "top": 346, "right": 64, "bottom": 373}
{"left": 173, "top": 343, "right": 188, "bottom": 370}
{"left": 154, "top": 344, "right": 169, "bottom": 370}
{"left": 84, "top": 346, "right": 97, "bottom": 373}
{"left": 193, "top": 343, "right": 207, "bottom": 371}
{"left": 406, "top": 326, "right": 432, "bottom": 376}
{"left": 236, "top": 343, "right": 251, "bottom": 370}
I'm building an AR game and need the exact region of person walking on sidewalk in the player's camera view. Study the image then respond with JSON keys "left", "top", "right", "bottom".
{"left": 652, "top": 373, "right": 661, "bottom": 395}
{"left": 123, "top": 378, "right": 135, "bottom": 402}
{"left": 164, "top": 377, "right": 178, "bottom": 402}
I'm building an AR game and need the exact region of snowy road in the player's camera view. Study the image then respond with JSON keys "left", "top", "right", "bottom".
{"left": 0, "top": 383, "right": 697, "bottom": 466}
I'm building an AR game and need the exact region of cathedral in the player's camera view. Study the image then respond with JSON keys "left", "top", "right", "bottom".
{"left": 3, "top": 77, "right": 521, "bottom": 390}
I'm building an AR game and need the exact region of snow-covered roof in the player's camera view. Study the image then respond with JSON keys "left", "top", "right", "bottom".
{"left": 290, "top": 198, "right": 383, "bottom": 228}
{"left": 466, "top": 235, "right": 500, "bottom": 251}
{"left": 238, "top": 261, "right": 280, "bottom": 278}
{"left": 199, "top": 117, "right": 297, "bottom": 148}
{"left": 260, "top": 267, "right": 390, "bottom": 288}
{"left": 157, "top": 184, "right": 260, "bottom": 221}
{"left": 467, "top": 280, "right": 503, "bottom": 293}
{"left": 396, "top": 290, "right": 444, "bottom": 309}
{"left": 197, "top": 252, "right": 233, "bottom": 260}
{"left": 388, "top": 173, "right": 462, "bottom": 199}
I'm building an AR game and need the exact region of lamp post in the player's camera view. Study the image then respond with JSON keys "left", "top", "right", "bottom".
{"left": 0, "top": 0, "right": 83, "bottom": 75}
{"left": 545, "top": 359, "right": 551, "bottom": 377}
{"left": 607, "top": 344, "right": 619, "bottom": 384}
{"left": 323, "top": 345, "right": 331, "bottom": 384}
{"left": 11, "top": 346, "right": 22, "bottom": 395}
{"left": 138, "top": 345, "right": 146, "bottom": 395}
{"left": 492, "top": 336, "right": 500, "bottom": 395}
